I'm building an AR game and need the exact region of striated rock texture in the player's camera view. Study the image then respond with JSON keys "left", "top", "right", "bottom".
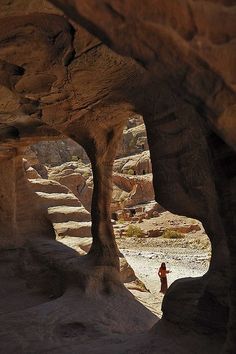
{"left": 116, "top": 118, "right": 149, "bottom": 158}
{"left": 0, "top": 148, "right": 55, "bottom": 246}
{"left": 30, "top": 138, "right": 90, "bottom": 166}
{"left": 114, "top": 150, "right": 152, "bottom": 175}
{"left": 0, "top": 0, "right": 235, "bottom": 353}
{"left": 112, "top": 172, "right": 154, "bottom": 211}
{"left": 47, "top": 161, "right": 93, "bottom": 210}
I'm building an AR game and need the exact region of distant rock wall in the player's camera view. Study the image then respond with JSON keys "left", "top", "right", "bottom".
{"left": 29, "top": 139, "right": 90, "bottom": 166}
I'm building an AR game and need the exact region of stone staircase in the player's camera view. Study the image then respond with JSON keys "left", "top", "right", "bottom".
{"left": 29, "top": 179, "right": 92, "bottom": 238}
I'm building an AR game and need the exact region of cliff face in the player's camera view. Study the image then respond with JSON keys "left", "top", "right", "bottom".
{"left": 0, "top": 1, "right": 235, "bottom": 352}
{"left": 29, "top": 139, "right": 90, "bottom": 166}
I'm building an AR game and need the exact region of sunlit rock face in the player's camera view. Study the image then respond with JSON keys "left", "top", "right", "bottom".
{"left": 0, "top": 0, "right": 236, "bottom": 352}
{"left": 0, "top": 1, "right": 142, "bottom": 258}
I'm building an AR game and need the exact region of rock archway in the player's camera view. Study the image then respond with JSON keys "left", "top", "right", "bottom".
{"left": 48, "top": 1, "right": 236, "bottom": 350}
{"left": 0, "top": 1, "right": 235, "bottom": 353}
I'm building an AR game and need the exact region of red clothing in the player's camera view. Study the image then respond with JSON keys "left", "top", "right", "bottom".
{"left": 158, "top": 268, "right": 169, "bottom": 278}
{"left": 158, "top": 267, "right": 170, "bottom": 294}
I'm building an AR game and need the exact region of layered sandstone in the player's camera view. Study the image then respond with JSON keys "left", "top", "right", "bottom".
{"left": 0, "top": 1, "right": 235, "bottom": 353}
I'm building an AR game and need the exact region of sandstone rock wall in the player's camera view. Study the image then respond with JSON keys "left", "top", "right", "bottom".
{"left": 0, "top": 0, "right": 235, "bottom": 352}
{"left": 29, "top": 139, "right": 89, "bottom": 166}
{"left": 0, "top": 149, "right": 55, "bottom": 246}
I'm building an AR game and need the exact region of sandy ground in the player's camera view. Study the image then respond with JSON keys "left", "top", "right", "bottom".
{"left": 120, "top": 243, "right": 209, "bottom": 316}
{"left": 58, "top": 211, "right": 211, "bottom": 317}
{"left": 116, "top": 211, "right": 211, "bottom": 316}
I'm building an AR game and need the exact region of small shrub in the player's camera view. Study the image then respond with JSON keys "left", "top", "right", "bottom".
{"left": 82, "top": 171, "right": 90, "bottom": 179}
{"left": 118, "top": 217, "right": 126, "bottom": 224}
{"left": 126, "top": 225, "right": 144, "bottom": 238}
{"left": 162, "top": 229, "right": 185, "bottom": 239}
{"left": 127, "top": 169, "right": 134, "bottom": 175}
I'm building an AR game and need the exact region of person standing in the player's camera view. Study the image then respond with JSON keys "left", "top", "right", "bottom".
{"left": 158, "top": 262, "right": 171, "bottom": 294}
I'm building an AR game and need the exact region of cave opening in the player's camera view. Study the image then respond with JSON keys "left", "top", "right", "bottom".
{"left": 16, "top": 112, "right": 213, "bottom": 321}
{"left": 0, "top": 1, "right": 235, "bottom": 352}
{"left": 112, "top": 115, "right": 212, "bottom": 316}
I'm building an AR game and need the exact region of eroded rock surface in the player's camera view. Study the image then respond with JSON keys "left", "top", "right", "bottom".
{"left": 0, "top": 0, "right": 236, "bottom": 353}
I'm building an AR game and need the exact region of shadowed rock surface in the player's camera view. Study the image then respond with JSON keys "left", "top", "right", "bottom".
{"left": 0, "top": 1, "right": 235, "bottom": 353}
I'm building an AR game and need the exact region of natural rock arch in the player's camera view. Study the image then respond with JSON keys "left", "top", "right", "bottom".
{"left": 0, "top": 1, "right": 235, "bottom": 353}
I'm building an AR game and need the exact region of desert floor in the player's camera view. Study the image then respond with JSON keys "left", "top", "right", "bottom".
{"left": 116, "top": 211, "right": 211, "bottom": 316}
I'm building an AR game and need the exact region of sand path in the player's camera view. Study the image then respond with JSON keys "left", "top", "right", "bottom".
{"left": 119, "top": 241, "right": 210, "bottom": 316}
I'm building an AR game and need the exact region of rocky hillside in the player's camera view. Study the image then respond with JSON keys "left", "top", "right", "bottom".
{"left": 25, "top": 117, "right": 154, "bottom": 212}
{"left": 26, "top": 115, "right": 148, "bottom": 166}
{"left": 25, "top": 117, "right": 206, "bottom": 244}
{"left": 23, "top": 115, "right": 209, "bottom": 318}
{"left": 26, "top": 138, "right": 90, "bottom": 167}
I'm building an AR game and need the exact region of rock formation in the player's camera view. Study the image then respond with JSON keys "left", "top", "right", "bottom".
{"left": 29, "top": 138, "right": 90, "bottom": 166}
{"left": 0, "top": 0, "right": 236, "bottom": 353}
{"left": 114, "top": 150, "right": 152, "bottom": 175}
{"left": 116, "top": 118, "right": 149, "bottom": 158}
{"left": 112, "top": 172, "right": 154, "bottom": 210}
{"left": 47, "top": 161, "right": 93, "bottom": 210}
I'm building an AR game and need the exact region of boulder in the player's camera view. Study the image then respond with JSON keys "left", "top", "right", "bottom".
{"left": 32, "top": 164, "right": 48, "bottom": 179}
{"left": 48, "top": 162, "right": 93, "bottom": 210}
{"left": 114, "top": 151, "right": 152, "bottom": 175}
{"left": 147, "top": 229, "right": 164, "bottom": 238}
{"left": 25, "top": 166, "right": 41, "bottom": 179}
{"left": 112, "top": 173, "right": 154, "bottom": 211}
{"left": 117, "top": 122, "right": 149, "bottom": 158}
{"left": 170, "top": 224, "right": 201, "bottom": 234}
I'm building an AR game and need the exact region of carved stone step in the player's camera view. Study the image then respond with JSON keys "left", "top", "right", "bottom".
{"left": 48, "top": 206, "right": 90, "bottom": 223}
{"left": 54, "top": 221, "right": 92, "bottom": 238}
{"left": 29, "top": 179, "right": 70, "bottom": 194}
{"left": 36, "top": 192, "right": 81, "bottom": 207}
